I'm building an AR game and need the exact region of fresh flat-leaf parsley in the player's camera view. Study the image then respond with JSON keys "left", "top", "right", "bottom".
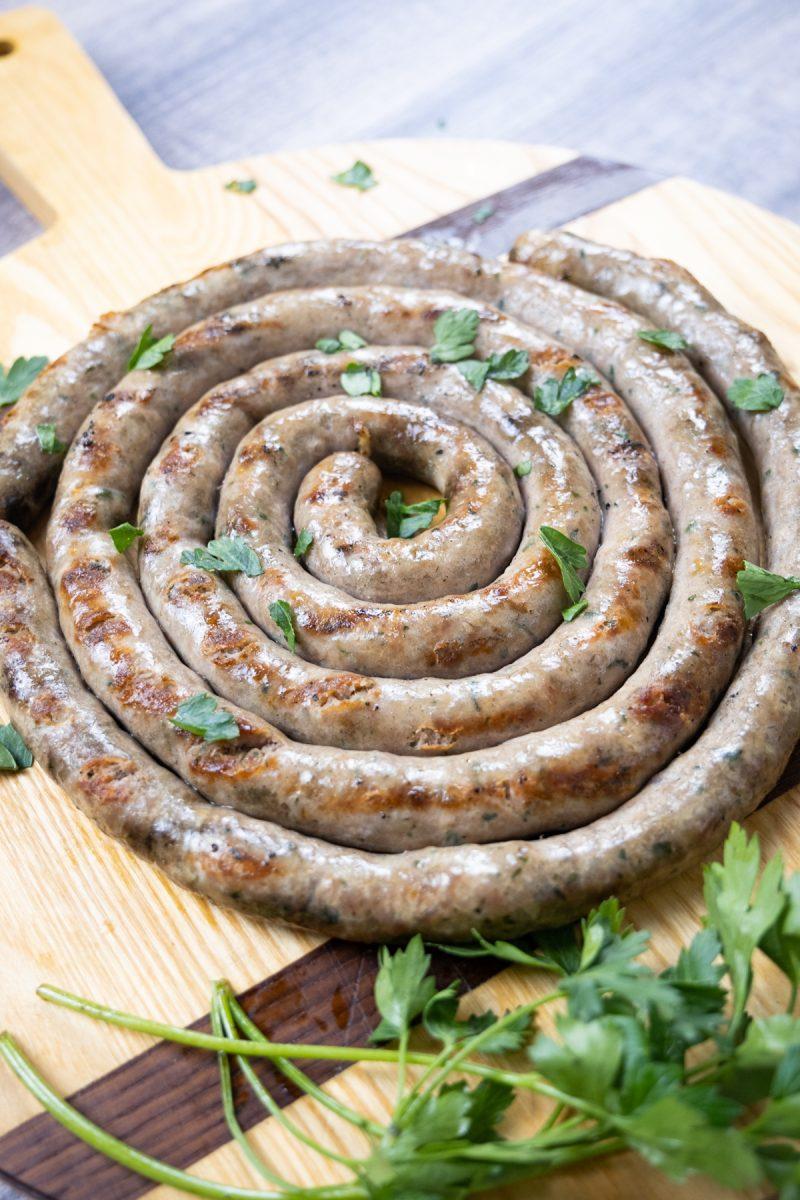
{"left": 169, "top": 692, "right": 239, "bottom": 742}
{"left": 728, "top": 373, "right": 784, "bottom": 412}
{"left": 315, "top": 330, "right": 367, "bottom": 354}
{"left": 108, "top": 523, "right": 144, "bottom": 553}
{"left": 385, "top": 490, "right": 443, "bottom": 539}
{"left": 458, "top": 348, "right": 530, "bottom": 392}
{"left": 533, "top": 366, "right": 597, "bottom": 416}
{"left": 127, "top": 326, "right": 176, "bottom": 372}
{"left": 0, "top": 723, "right": 33, "bottom": 772}
{"left": 0, "top": 355, "right": 49, "bottom": 408}
{"left": 340, "top": 363, "right": 382, "bottom": 397}
{"left": 331, "top": 160, "right": 377, "bottom": 191}
{"left": 35, "top": 423, "right": 66, "bottom": 454}
{"left": 736, "top": 561, "right": 800, "bottom": 619}
{"left": 293, "top": 528, "right": 314, "bottom": 558}
{"left": 539, "top": 525, "right": 588, "bottom": 619}
{"left": 224, "top": 179, "right": 257, "bottom": 194}
{"left": 269, "top": 599, "right": 296, "bottom": 651}
{"left": 637, "top": 329, "right": 690, "bottom": 351}
{"left": 7, "top": 823, "right": 800, "bottom": 1200}
{"left": 180, "top": 536, "right": 263, "bottom": 577}
{"left": 430, "top": 308, "right": 480, "bottom": 364}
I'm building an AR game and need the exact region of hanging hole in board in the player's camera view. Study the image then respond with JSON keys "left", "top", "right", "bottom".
{"left": 0, "top": 40, "right": 15, "bottom": 57}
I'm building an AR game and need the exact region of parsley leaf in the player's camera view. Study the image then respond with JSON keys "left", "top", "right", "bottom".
{"left": 169, "top": 692, "right": 239, "bottom": 742}
{"left": 0, "top": 356, "right": 49, "bottom": 408}
{"left": 315, "top": 330, "right": 367, "bottom": 353}
{"left": 530, "top": 1014, "right": 624, "bottom": 1105}
{"left": 430, "top": 308, "right": 479, "bottom": 364}
{"left": 108, "top": 523, "right": 144, "bottom": 553}
{"left": 127, "top": 324, "right": 176, "bottom": 369}
{"left": 533, "top": 366, "right": 596, "bottom": 416}
{"left": 761, "top": 872, "right": 800, "bottom": 992}
{"left": 127, "top": 326, "right": 176, "bottom": 372}
{"left": 703, "top": 823, "right": 785, "bottom": 1028}
{"left": 736, "top": 561, "right": 800, "bottom": 619}
{"left": 728, "top": 373, "right": 784, "bottom": 412}
{"left": 623, "top": 1094, "right": 760, "bottom": 1188}
{"left": 539, "top": 525, "right": 588, "bottom": 616}
{"left": 224, "top": 179, "right": 257, "bottom": 194}
{"left": 384, "top": 491, "right": 443, "bottom": 539}
{"left": 422, "top": 984, "right": 531, "bottom": 1053}
{"left": 637, "top": 329, "right": 689, "bottom": 351}
{"left": 269, "top": 599, "right": 296, "bottom": 651}
{"left": 371, "top": 935, "right": 437, "bottom": 1043}
{"left": 36, "top": 423, "right": 66, "bottom": 454}
{"left": 562, "top": 598, "right": 588, "bottom": 622}
{"left": 340, "top": 363, "right": 381, "bottom": 397}
{"left": 293, "top": 528, "right": 314, "bottom": 558}
{"left": 458, "top": 349, "right": 530, "bottom": 391}
{"left": 331, "top": 160, "right": 377, "bottom": 191}
{"left": 0, "top": 724, "right": 33, "bottom": 771}
{"left": 180, "top": 536, "right": 263, "bottom": 577}
{"left": 514, "top": 460, "right": 532, "bottom": 478}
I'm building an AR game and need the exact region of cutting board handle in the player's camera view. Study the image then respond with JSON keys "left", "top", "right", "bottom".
{"left": 0, "top": 6, "right": 169, "bottom": 227}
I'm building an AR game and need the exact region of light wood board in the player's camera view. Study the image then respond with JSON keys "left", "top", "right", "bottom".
{"left": 0, "top": 7, "right": 799, "bottom": 1198}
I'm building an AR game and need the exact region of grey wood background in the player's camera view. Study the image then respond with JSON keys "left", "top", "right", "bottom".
{"left": 0, "top": 0, "right": 798, "bottom": 257}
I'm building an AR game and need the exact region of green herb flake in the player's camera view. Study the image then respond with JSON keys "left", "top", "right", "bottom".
{"left": 533, "top": 366, "right": 597, "bottom": 416}
{"left": 736, "top": 560, "right": 800, "bottom": 619}
{"left": 385, "top": 490, "right": 443, "bottom": 539}
{"left": 0, "top": 355, "right": 49, "bottom": 409}
{"left": 36, "top": 423, "right": 66, "bottom": 455}
{"left": 331, "top": 160, "right": 377, "bottom": 191}
{"left": 637, "top": 329, "right": 690, "bottom": 351}
{"left": 108, "top": 523, "right": 144, "bottom": 554}
{"left": 728, "top": 373, "right": 784, "bottom": 412}
{"left": 315, "top": 330, "right": 367, "bottom": 354}
{"left": 539, "top": 524, "right": 588, "bottom": 618}
{"left": 514, "top": 460, "right": 532, "bottom": 478}
{"left": 472, "top": 202, "right": 495, "bottom": 225}
{"left": 340, "top": 363, "right": 381, "bottom": 397}
{"left": 430, "top": 308, "right": 479, "bottom": 364}
{"left": 169, "top": 692, "right": 239, "bottom": 742}
{"left": 224, "top": 179, "right": 257, "bottom": 194}
{"left": 269, "top": 599, "right": 296, "bottom": 651}
{"left": 127, "top": 326, "right": 176, "bottom": 372}
{"left": 293, "top": 528, "right": 314, "bottom": 558}
{"left": 458, "top": 348, "right": 530, "bottom": 392}
{"left": 0, "top": 723, "right": 33, "bottom": 771}
{"left": 180, "top": 536, "right": 263, "bottom": 577}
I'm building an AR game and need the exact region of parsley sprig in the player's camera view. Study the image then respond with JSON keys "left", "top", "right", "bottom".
{"left": 539, "top": 524, "right": 589, "bottom": 621}
{"left": 737, "top": 561, "right": 800, "bottom": 619}
{"left": 7, "top": 824, "right": 800, "bottom": 1199}
{"left": 533, "top": 366, "right": 597, "bottom": 416}
{"left": 181, "top": 536, "right": 263, "bottom": 577}
{"left": 385, "top": 491, "right": 444, "bottom": 538}
{"left": 0, "top": 355, "right": 49, "bottom": 408}
{"left": 127, "top": 326, "right": 176, "bottom": 372}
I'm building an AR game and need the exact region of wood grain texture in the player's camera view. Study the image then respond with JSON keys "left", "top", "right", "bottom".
{"left": 0, "top": 0, "right": 798, "bottom": 256}
{"left": 0, "top": 8, "right": 799, "bottom": 1199}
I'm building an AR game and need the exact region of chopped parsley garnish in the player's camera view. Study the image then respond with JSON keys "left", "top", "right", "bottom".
{"left": 180, "top": 536, "right": 262, "bottom": 576}
{"left": 331, "top": 160, "right": 377, "bottom": 191}
{"left": 108, "top": 523, "right": 144, "bottom": 553}
{"left": 385, "top": 491, "right": 443, "bottom": 539}
{"left": 340, "top": 363, "right": 381, "bottom": 397}
{"left": 430, "top": 308, "right": 479, "bottom": 364}
{"left": 0, "top": 723, "right": 33, "bottom": 771}
{"left": 293, "top": 528, "right": 314, "bottom": 558}
{"left": 0, "top": 355, "right": 48, "bottom": 408}
{"left": 269, "top": 599, "right": 296, "bottom": 651}
{"left": 728, "top": 373, "right": 784, "bottom": 412}
{"left": 169, "top": 692, "right": 239, "bottom": 742}
{"left": 458, "top": 348, "right": 530, "bottom": 392}
{"left": 471, "top": 202, "right": 495, "bottom": 225}
{"left": 533, "top": 366, "right": 597, "bottom": 416}
{"left": 539, "top": 524, "right": 588, "bottom": 619}
{"left": 127, "top": 326, "right": 176, "bottom": 372}
{"left": 514, "top": 460, "right": 532, "bottom": 478}
{"left": 315, "top": 330, "right": 367, "bottom": 354}
{"left": 36, "top": 423, "right": 66, "bottom": 454}
{"left": 224, "top": 179, "right": 257, "bottom": 194}
{"left": 736, "top": 560, "right": 800, "bottom": 619}
{"left": 637, "top": 329, "right": 689, "bottom": 351}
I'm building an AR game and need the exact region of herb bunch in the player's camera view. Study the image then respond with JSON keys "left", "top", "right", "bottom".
{"left": 3, "top": 823, "right": 800, "bottom": 1198}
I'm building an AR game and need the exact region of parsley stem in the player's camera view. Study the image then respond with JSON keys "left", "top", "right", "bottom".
{"left": 215, "top": 986, "right": 362, "bottom": 1171}
{"left": 210, "top": 990, "right": 291, "bottom": 1187}
{"left": 0, "top": 1033, "right": 361, "bottom": 1200}
{"left": 225, "top": 989, "right": 383, "bottom": 1139}
{"left": 789, "top": 980, "right": 798, "bottom": 1013}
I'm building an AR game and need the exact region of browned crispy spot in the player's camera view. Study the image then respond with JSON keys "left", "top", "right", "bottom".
{"left": 111, "top": 662, "right": 182, "bottom": 716}
{"left": 706, "top": 435, "right": 731, "bottom": 457}
{"left": 715, "top": 494, "right": 748, "bottom": 517}
{"left": 623, "top": 542, "right": 670, "bottom": 572}
{"left": 629, "top": 680, "right": 699, "bottom": 728}
{"left": 59, "top": 499, "right": 98, "bottom": 533}
{"left": 158, "top": 439, "right": 203, "bottom": 478}
{"left": 694, "top": 606, "right": 743, "bottom": 649}
{"left": 77, "top": 755, "right": 138, "bottom": 802}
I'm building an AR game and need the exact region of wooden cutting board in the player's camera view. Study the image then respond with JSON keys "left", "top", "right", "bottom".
{"left": 1, "top": 8, "right": 799, "bottom": 1199}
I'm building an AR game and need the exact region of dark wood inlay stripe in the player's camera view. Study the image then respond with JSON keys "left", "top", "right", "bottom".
{"left": 6, "top": 151, "right": 796, "bottom": 1200}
